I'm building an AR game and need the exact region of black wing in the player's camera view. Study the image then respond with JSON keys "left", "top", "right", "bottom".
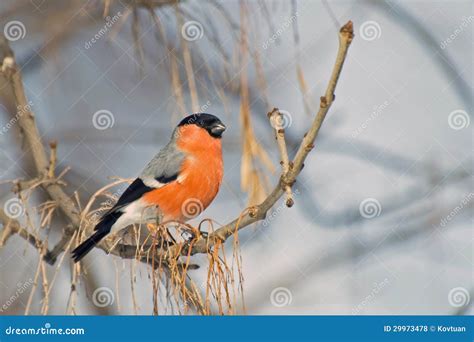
{"left": 107, "top": 174, "right": 179, "bottom": 214}
{"left": 92, "top": 178, "right": 153, "bottom": 232}
{"left": 110, "top": 178, "right": 154, "bottom": 212}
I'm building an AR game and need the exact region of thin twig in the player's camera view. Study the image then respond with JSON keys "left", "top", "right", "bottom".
{"left": 109, "top": 21, "right": 354, "bottom": 260}
{"left": 268, "top": 108, "right": 293, "bottom": 207}
{"left": 0, "top": 21, "right": 354, "bottom": 271}
{"left": 0, "top": 36, "right": 82, "bottom": 261}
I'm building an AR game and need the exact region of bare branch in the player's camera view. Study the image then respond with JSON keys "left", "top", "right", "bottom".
{"left": 0, "top": 35, "right": 83, "bottom": 264}
{"left": 0, "top": 20, "right": 354, "bottom": 269}
{"left": 186, "top": 21, "right": 354, "bottom": 256}
{"left": 268, "top": 108, "right": 293, "bottom": 207}
{"left": 0, "top": 208, "right": 54, "bottom": 261}
{"left": 107, "top": 20, "right": 354, "bottom": 261}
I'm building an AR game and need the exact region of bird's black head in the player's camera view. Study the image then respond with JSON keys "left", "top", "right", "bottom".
{"left": 178, "top": 113, "right": 226, "bottom": 138}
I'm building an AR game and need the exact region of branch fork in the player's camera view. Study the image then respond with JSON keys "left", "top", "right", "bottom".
{"left": 0, "top": 20, "right": 354, "bottom": 266}
{"left": 268, "top": 107, "right": 295, "bottom": 207}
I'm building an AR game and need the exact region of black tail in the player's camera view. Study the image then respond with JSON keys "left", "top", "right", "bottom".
{"left": 71, "top": 213, "right": 121, "bottom": 263}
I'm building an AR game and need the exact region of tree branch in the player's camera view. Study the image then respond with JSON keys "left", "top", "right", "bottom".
{"left": 107, "top": 20, "right": 354, "bottom": 261}
{"left": 268, "top": 108, "right": 293, "bottom": 207}
{"left": 0, "top": 35, "right": 81, "bottom": 264}
{"left": 187, "top": 21, "right": 354, "bottom": 256}
{"left": 0, "top": 20, "right": 354, "bottom": 266}
{"left": 0, "top": 208, "right": 52, "bottom": 259}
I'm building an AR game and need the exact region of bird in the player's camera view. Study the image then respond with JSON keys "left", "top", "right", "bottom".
{"left": 71, "top": 113, "right": 226, "bottom": 262}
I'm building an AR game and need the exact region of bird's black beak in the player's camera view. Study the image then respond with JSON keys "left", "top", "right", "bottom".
{"left": 210, "top": 123, "right": 226, "bottom": 137}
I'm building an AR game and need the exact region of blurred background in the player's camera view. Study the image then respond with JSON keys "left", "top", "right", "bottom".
{"left": 0, "top": 0, "right": 472, "bottom": 315}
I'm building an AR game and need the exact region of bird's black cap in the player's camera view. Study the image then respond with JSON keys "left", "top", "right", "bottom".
{"left": 178, "top": 113, "right": 226, "bottom": 138}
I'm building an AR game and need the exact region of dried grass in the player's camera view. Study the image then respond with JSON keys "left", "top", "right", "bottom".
{"left": 0, "top": 0, "right": 286, "bottom": 314}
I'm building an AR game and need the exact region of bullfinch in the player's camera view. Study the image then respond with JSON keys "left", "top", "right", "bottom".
{"left": 72, "top": 113, "right": 226, "bottom": 262}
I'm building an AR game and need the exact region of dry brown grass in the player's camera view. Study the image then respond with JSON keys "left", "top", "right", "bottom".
{"left": 71, "top": 178, "right": 244, "bottom": 315}
{"left": 0, "top": 1, "right": 354, "bottom": 314}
